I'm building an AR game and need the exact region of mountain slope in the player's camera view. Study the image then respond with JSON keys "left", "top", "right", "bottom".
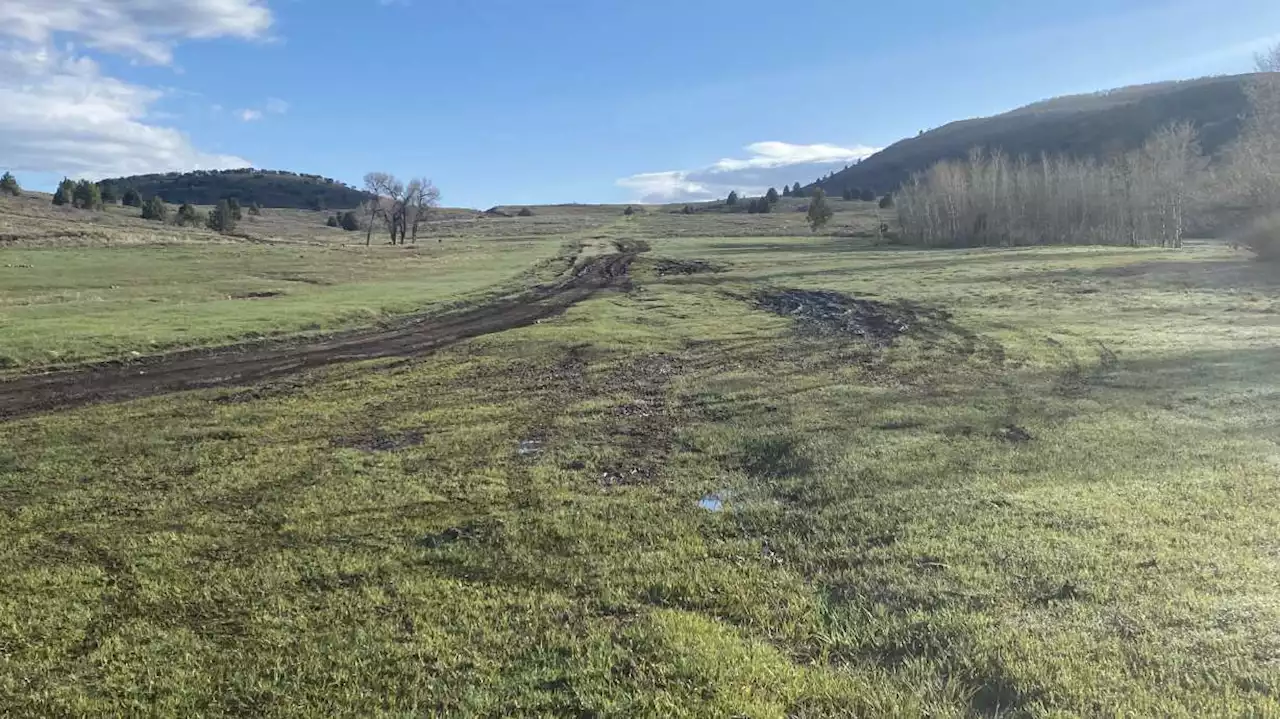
{"left": 101, "top": 169, "right": 367, "bottom": 209}
{"left": 815, "top": 74, "right": 1255, "bottom": 195}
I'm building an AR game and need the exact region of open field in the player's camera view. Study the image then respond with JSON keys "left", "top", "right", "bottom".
{"left": 2, "top": 200, "right": 1280, "bottom": 716}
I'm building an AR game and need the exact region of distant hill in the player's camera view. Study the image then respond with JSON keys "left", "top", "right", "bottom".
{"left": 813, "top": 74, "right": 1256, "bottom": 196}
{"left": 100, "top": 169, "right": 367, "bottom": 209}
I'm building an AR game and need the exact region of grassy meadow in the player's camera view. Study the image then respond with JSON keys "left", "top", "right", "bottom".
{"left": 2, "top": 195, "right": 1279, "bottom": 716}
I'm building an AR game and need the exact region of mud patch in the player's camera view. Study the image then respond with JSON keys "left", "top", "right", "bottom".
{"left": 231, "top": 290, "right": 284, "bottom": 300}
{"left": 332, "top": 429, "right": 425, "bottom": 452}
{"left": 653, "top": 258, "right": 725, "bottom": 276}
{"left": 756, "top": 289, "right": 922, "bottom": 346}
{"left": 994, "top": 425, "right": 1033, "bottom": 443}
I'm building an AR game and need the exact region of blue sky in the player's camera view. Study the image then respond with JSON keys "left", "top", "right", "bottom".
{"left": 2, "top": 0, "right": 1278, "bottom": 207}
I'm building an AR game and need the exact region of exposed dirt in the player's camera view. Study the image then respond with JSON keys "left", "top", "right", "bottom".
{"left": 0, "top": 243, "right": 644, "bottom": 421}
{"left": 756, "top": 289, "right": 922, "bottom": 346}
{"left": 653, "top": 258, "right": 725, "bottom": 276}
{"left": 331, "top": 429, "right": 426, "bottom": 452}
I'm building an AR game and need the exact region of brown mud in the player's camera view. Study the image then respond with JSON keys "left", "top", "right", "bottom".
{"left": 0, "top": 243, "right": 645, "bottom": 421}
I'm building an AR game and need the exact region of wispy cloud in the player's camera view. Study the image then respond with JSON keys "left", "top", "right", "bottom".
{"left": 236, "top": 97, "right": 288, "bottom": 122}
{"left": 0, "top": 0, "right": 273, "bottom": 65}
{"left": 617, "top": 141, "right": 880, "bottom": 203}
{"left": 0, "top": 1, "right": 266, "bottom": 178}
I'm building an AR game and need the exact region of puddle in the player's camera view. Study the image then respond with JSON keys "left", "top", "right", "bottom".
{"left": 518, "top": 439, "right": 543, "bottom": 456}
{"left": 698, "top": 491, "right": 730, "bottom": 512}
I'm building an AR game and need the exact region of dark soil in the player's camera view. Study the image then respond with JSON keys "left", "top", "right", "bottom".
{"left": 231, "top": 291, "right": 285, "bottom": 299}
{"left": 756, "top": 289, "right": 922, "bottom": 346}
{"left": 0, "top": 243, "right": 643, "bottom": 421}
{"left": 653, "top": 259, "right": 724, "bottom": 276}
{"left": 331, "top": 429, "right": 425, "bottom": 452}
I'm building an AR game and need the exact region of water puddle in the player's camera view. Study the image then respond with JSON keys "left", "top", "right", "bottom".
{"left": 518, "top": 439, "right": 543, "bottom": 457}
{"left": 698, "top": 491, "right": 730, "bottom": 512}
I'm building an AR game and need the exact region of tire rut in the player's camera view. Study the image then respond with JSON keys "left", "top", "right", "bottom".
{"left": 0, "top": 247, "right": 642, "bottom": 421}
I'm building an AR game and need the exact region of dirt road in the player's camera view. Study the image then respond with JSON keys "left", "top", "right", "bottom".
{"left": 0, "top": 246, "right": 640, "bottom": 421}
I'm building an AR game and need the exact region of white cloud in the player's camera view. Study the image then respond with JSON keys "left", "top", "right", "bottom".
{"left": 0, "top": 1, "right": 269, "bottom": 179}
{"left": 0, "top": 0, "right": 273, "bottom": 64}
{"left": 238, "top": 109, "right": 263, "bottom": 121}
{"left": 617, "top": 141, "right": 881, "bottom": 203}
{"left": 264, "top": 97, "right": 289, "bottom": 114}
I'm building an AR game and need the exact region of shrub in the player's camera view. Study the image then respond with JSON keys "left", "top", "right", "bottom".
{"left": 1240, "top": 212, "right": 1280, "bottom": 261}
{"left": 122, "top": 188, "right": 143, "bottom": 207}
{"left": 248, "top": 202, "right": 263, "bottom": 216}
{"left": 878, "top": 194, "right": 894, "bottom": 209}
{"left": 207, "top": 200, "right": 237, "bottom": 233}
{"left": 517, "top": 207, "right": 534, "bottom": 217}
{"left": 0, "top": 172, "right": 18, "bottom": 196}
{"left": 326, "top": 215, "right": 339, "bottom": 227}
{"left": 807, "top": 188, "right": 833, "bottom": 232}
{"left": 177, "top": 202, "right": 200, "bottom": 226}
{"left": 340, "top": 211, "right": 360, "bottom": 231}
{"left": 623, "top": 206, "right": 635, "bottom": 216}
{"left": 227, "top": 197, "right": 243, "bottom": 220}
{"left": 52, "top": 178, "right": 75, "bottom": 206}
{"left": 141, "top": 196, "right": 169, "bottom": 222}
{"left": 681, "top": 205, "right": 694, "bottom": 215}
{"left": 73, "top": 180, "right": 103, "bottom": 210}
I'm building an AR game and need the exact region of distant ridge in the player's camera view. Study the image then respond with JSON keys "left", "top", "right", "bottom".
{"left": 100, "top": 169, "right": 366, "bottom": 209}
{"left": 812, "top": 73, "right": 1257, "bottom": 195}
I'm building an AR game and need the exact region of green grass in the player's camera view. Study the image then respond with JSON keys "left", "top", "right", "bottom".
{"left": 2, "top": 203, "right": 1279, "bottom": 716}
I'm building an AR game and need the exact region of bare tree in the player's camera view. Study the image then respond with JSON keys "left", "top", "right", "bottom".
{"left": 360, "top": 173, "right": 440, "bottom": 245}
{"left": 403, "top": 179, "right": 441, "bottom": 243}
{"left": 895, "top": 123, "right": 1204, "bottom": 248}
{"left": 1256, "top": 44, "right": 1280, "bottom": 73}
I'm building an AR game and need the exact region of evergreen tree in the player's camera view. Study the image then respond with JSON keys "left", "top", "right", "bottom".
{"left": 73, "top": 180, "right": 103, "bottom": 210}
{"left": 807, "top": 188, "right": 833, "bottom": 232}
{"left": 726, "top": 190, "right": 739, "bottom": 206}
{"left": 326, "top": 214, "right": 340, "bottom": 227}
{"left": 842, "top": 187, "right": 853, "bottom": 201}
{"left": 792, "top": 182, "right": 805, "bottom": 198}
{"left": 227, "top": 197, "right": 243, "bottom": 220}
{"left": 52, "top": 178, "right": 75, "bottom": 206}
{"left": 122, "top": 188, "right": 143, "bottom": 207}
{"left": 782, "top": 185, "right": 792, "bottom": 198}
{"left": 177, "top": 202, "right": 200, "bottom": 226}
{"left": 340, "top": 211, "right": 360, "bottom": 231}
{"left": 860, "top": 188, "right": 876, "bottom": 202}
{"left": 207, "top": 200, "right": 237, "bottom": 233}
{"left": 765, "top": 187, "right": 780, "bottom": 204}
{"left": 141, "top": 196, "right": 169, "bottom": 222}
{"left": 0, "top": 172, "right": 18, "bottom": 197}
{"left": 98, "top": 182, "right": 119, "bottom": 205}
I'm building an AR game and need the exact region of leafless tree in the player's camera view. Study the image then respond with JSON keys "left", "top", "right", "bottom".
{"left": 360, "top": 173, "right": 441, "bottom": 245}
{"left": 894, "top": 123, "right": 1203, "bottom": 248}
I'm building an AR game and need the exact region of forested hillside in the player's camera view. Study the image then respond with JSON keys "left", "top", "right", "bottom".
{"left": 814, "top": 74, "right": 1255, "bottom": 195}
{"left": 100, "top": 169, "right": 366, "bottom": 209}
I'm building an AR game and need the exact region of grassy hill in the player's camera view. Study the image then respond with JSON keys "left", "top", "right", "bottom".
{"left": 100, "top": 169, "right": 368, "bottom": 210}
{"left": 815, "top": 73, "right": 1256, "bottom": 195}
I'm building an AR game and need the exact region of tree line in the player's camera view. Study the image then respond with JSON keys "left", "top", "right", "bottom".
{"left": 892, "top": 46, "right": 1280, "bottom": 252}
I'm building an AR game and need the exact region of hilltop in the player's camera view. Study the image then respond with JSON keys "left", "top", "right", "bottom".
{"left": 99, "top": 169, "right": 367, "bottom": 210}
{"left": 814, "top": 73, "right": 1256, "bottom": 195}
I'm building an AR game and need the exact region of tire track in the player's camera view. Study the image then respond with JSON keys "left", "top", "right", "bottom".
{"left": 0, "top": 244, "right": 643, "bottom": 421}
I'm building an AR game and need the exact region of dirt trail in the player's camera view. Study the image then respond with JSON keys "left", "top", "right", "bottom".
{"left": 0, "top": 245, "right": 642, "bottom": 421}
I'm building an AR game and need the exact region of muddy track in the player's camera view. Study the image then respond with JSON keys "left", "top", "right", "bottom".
{"left": 0, "top": 245, "right": 644, "bottom": 421}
